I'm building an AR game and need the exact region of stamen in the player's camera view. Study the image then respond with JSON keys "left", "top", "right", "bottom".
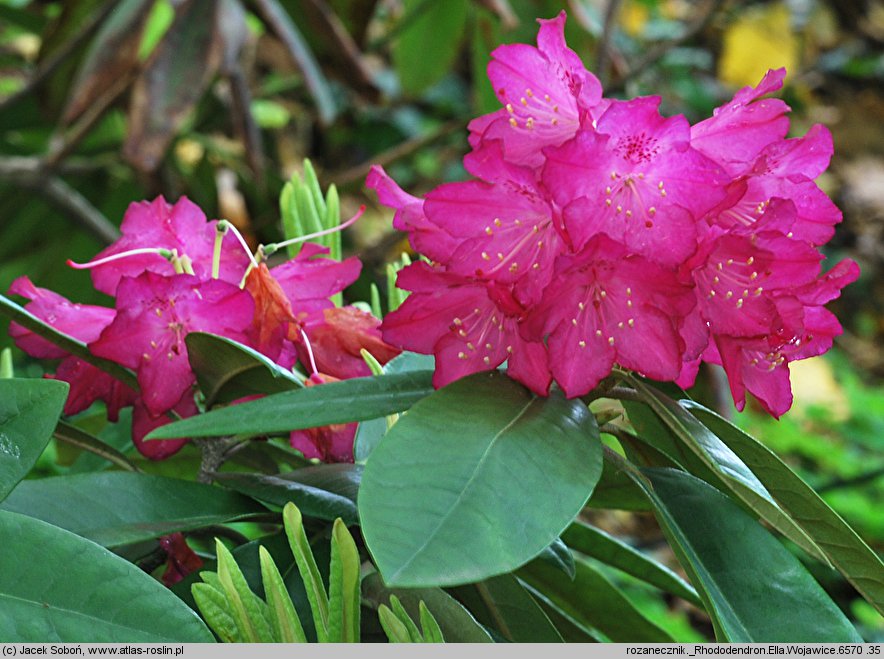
{"left": 299, "top": 328, "right": 319, "bottom": 377}
{"left": 218, "top": 220, "right": 259, "bottom": 269}
{"left": 67, "top": 247, "right": 174, "bottom": 270}
{"left": 263, "top": 205, "right": 365, "bottom": 257}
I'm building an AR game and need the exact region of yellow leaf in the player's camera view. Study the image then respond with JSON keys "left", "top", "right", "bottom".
{"left": 719, "top": 3, "right": 799, "bottom": 89}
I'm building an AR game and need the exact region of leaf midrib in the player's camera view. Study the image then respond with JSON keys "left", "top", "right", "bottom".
{"left": 388, "top": 396, "right": 538, "bottom": 581}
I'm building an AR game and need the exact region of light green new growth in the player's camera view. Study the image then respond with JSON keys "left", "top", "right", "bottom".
{"left": 378, "top": 595, "right": 445, "bottom": 643}
{"left": 0, "top": 348, "right": 13, "bottom": 378}
{"left": 279, "top": 159, "right": 344, "bottom": 305}
{"left": 192, "top": 502, "right": 443, "bottom": 643}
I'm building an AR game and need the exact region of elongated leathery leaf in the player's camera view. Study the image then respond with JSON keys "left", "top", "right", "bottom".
{"left": 562, "top": 521, "right": 701, "bottom": 606}
{"left": 606, "top": 452, "right": 863, "bottom": 642}
{"left": 0, "top": 293, "right": 139, "bottom": 390}
{"left": 147, "top": 370, "right": 434, "bottom": 439}
{"left": 0, "top": 510, "right": 213, "bottom": 642}
{"left": 0, "top": 472, "right": 264, "bottom": 546}
{"left": 186, "top": 332, "right": 301, "bottom": 406}
{"left": 622, "top": 375, "right": 827, "bottom": 564}
{"left": 360, "top": 370, "right": 602, "bottom": 587}
{"left": 0, "top": 378, "right": 68, "bottom": 503}
{"left": 519, "top": 555, "right": 675, "bottom": 642}
{"left": 683, "top": 400, "right": 884, "bottom": 615}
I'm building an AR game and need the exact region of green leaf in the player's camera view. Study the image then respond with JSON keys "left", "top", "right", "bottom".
{"left": 519, "top": 555, "right": 675, "bottom": 642}
{"left": 359, "top": 371, "right": 602, "bottom": 587}
{"left": 392, "top": 0, "right": 469, "bottom": 95}
{"left": 361, "top": 572, "right": 493, "bottom": 642}
{"left": 638, "top": 466, "right": 863, "bottom": 642}
{"left": 537, "top": 537, "right": 577, "bottom": 580}
{"left": 587, "top": 448, "right": 652, "bottom": 511}
{"left": 418, "top": 601, "right": 445, "bottom": 643}
{"left": 378, "top": 604, "right": 412, "bottom": 643}
{"left": 470, "top": 574, "right": 564, "bottom": 642}
{"left": 284, "top": 502, "right": 330, "bottom": 642}
{"left": 147, "top": 370, "right": 435, "bottom": 440}
{"left": 259, "top": 546, "right": 307, "bottom": 642}
{"left": 0, "top": 378, "right": 68, "bottom": 502}
{"left": 562, "top": 521, "right": 701, "bottom": 606}
{"left": 682, "top": 400, "right": 884, "bottom": 616}
{"left": 215, "top": 540, "right": 275, "bottom": 643}
{"left": 186, "top": 332, "right": 301, "bottom": 406}
{"left": 53, "top": 419, "right": 140, "bottom": 472}
{"left": 388, "top": 595, "right": 423, "bottom": 642}
{"left": 623, "top": 377, "right": 827, "bottom": 563}
{"left": 214, "top": 464, "right": 361, "bottom": 525}
{"left": 0, "top": 510, "right": 213, "bottom": 642}
{"left": 0, "top": 293, "right": 139, "bottom": 390}
{"left": 354, "top": 416, "right": 387, "bottom": 463}
{"left": 0, "top": 472, "right": 264, "bottom": 546}
{"left": 327, "top": 519, "right": 361, "bottom": 642}
{"left": 192, "top": 582, "right": 239, "bottom": 642}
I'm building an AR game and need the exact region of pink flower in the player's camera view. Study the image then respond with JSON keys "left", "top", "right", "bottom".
{"left": 543, "top": 98, "right": 727, "bottom": 264}
{"left": 89, "top": 197, "right": 251, "bottom": 295}
{"left": 51, "top": 357, "right": 136, "bottom": 422}
{"left": 468, "top": 11, "right": 602, "bottom": 168}
{"left": 687, "top": 203, "right": 824, "bottom": 338}
{"left": 296, "top": 306, "right": 400, "bottom": 380}
{"left": 90, "top": 272, "right": 254, "bottom": 417}
{"left": 131, "top": 395, "right": 196, "bottom": 460}
{"left": 524, "top": 235, "right": 695, "bottom": 398}
{"left": 708, "top": 125, "right": 841, "bottom": 245}
{"left": 381, "top": 262, "right": 551, "bottom": 395}
{"left": 289, "top": 373, "right": 357, "bottom": 463}
{"left": 424, "top": 142, "right": 565, "bottom": 304}
{"left": 7, "top": 276, "right": 115, "bottom": 359}
{"left": 691, "top": 68, "right": 791, "bottom": 176}
{"left": 365, "top": 166, "right": 460, "bottom": 262}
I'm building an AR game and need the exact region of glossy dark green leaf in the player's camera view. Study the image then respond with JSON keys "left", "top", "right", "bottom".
{"left": 537, "top": 537, "right": 576, "bottom": 580}
{"left": 623, "top": 378, "right": 826, "bottom": 563}
{"left": 392, "top": 0, "right": 469, "bottom": 95}
{"left": 587, "top": 448, "right": 652, "bottom": 511}
{"left": 519, "top": 555, "right": 675, "bottom": 642}
{"left": 353, "top": 417, "right": 386, "bottom": 463}
{"left": 0, "top": 378, "right": 68, "bottom": 502}
{"left": 361, "top": 572, "right": 493, "bottom": 643}
{"left": 214, "top": 464, "right": 362, "bottom": 525}
{"left": 0, "top": 293, "right": 138, "bottom": 390}
{"left": 641, "top": 467, "right": 863, "bottom": 642}
{"left": 186, "top": 331, "right": 301, "bottom": 406}
{"left": 562, "top": 520, "right": 701, "bottom": 606}
{"left": 147, "top": 370, "right": 435, "bottom": 440}
{"left": 468, "top": 574, "right": 564, "bottom": 642}
{"left": 53, "top": 419, "right": 139, "bottom": 472}
{"left": 683, "top": 400, "right": 884, "bottom": 616}
{"left": 359, "top": 371, "right": 602, "bottom": 587}
{"left": 0, "top": 510, "right": 213, "bottom": 642}
{"left": 0, "top": 472, "right": 264, "bottom": 546}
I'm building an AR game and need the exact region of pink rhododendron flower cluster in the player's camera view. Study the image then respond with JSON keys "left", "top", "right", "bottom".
{"left": 9, "top": 197, "right": 399, "bottom": 460}
{"left": 370, "top": 12, "right": 858, "bottom": 417}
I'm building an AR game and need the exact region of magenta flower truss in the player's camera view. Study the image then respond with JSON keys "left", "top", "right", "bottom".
{"left": 8, "top": 195, "right": 397, "bottom": 462}
{"left": 372, "top": 12, "right": 858, "bottom": 417}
